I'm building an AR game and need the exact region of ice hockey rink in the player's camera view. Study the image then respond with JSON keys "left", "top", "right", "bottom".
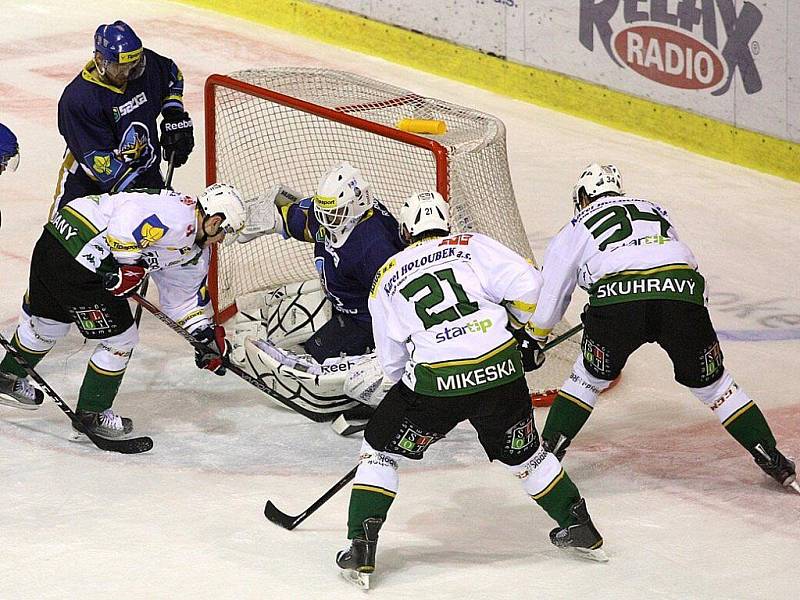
{"left": 1, "top": 1, "right": 799, "bottom": 598}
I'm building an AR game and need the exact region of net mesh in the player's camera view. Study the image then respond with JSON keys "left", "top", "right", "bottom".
{"left": 207, "top": 68, "right": 578, "bottom": 393}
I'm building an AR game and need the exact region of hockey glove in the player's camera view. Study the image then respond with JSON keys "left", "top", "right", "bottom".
{"left": 103, "top": 264, "right": 148, "bottom": 298}
{"left": 160, "top": 108, "right": 194, "bottom": 168}
{"left": 194, "top": 325, "right": 230, "bottom": 376}
{"left": 512, "top": 327, "right": 546, "bottom": 372}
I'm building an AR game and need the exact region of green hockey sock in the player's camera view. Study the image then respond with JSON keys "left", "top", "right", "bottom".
{"left": 0, "top": 331, "right": 48, "bottom": 379}
{"left": 532, "top": 469, "right": 581, "bottom": 527}
{"left": 76, "top": 362, "right": 126, "bottom": 413}
{"left": 723, "top": 403, "right": 776, "bottom": 456}
{"left": 541, "top": 391, "right": 593, "bottom": 445}
{"left": 347, "top": 485, "right": 396, "bottom": 539}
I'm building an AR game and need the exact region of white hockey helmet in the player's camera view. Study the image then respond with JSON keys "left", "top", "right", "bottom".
{"left": 399, "top": 191, "right": 450, "bottom": 241}
{"left": 572, "top": 163, "right": 624, "bottom": 213}
{"left": 313, "top": 162, "right": 373, "bottom": 247}
{"left": 198, "top": 183, "right": 247, "bottom": 241}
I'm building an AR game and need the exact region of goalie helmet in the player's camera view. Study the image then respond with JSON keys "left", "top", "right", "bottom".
{"left": 0, "top": 123, "right": 19, "bottom": 175}
{"left": 93, "top": 21, "right": 145, "bottom": 84}
{"left": 399, "top": 191, "right": 450, "bottom": 241}
{"left": 198, "top": 183, "right": 247, "bottom": 241}
{"left": 572, "top": 163, "right": 624, "bottom": 213}
{"left": 313, "top": 162, "right": 373, "bottom": 247}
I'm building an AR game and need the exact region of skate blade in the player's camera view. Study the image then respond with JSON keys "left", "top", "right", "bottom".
{"left": 339, "top": 569, "right": 370, "bottom": 590}
{"left": 0, "top": 395, "right": 41, "bottom": 410}
{"left": 560, "top": 546, "right": 609, "bottom": 563}
{"left": 789, "top": 480, "right": 800, "bottom": 495}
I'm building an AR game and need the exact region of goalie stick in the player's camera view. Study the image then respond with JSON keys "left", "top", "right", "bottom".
{"left": 263, "top": 322, "right": 589, "bottom": 528}
{"left": 130, "top": 293, "right": 343, "bottom": 424}
{"left": 330, "top": 323, "right": 587, "bottom": 437}
{"left": 0, "top": 333, "right": 154, "bottom": 454}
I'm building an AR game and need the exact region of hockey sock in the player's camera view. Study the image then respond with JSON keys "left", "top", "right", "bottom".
{"left": 723, "top": 403, "right": 777, "bottom": 457}
{"left": 347, "top": 487, "right": 395, "bottom": 539}
{"left": 532, "top": 469, "right": 581, "bottom": 528}
{"left": 541, "top": 391, "right": 593, "bottom": 447}
{"left": 76, "top": 362, "right": 125, "bottom": 413}
{"left": 0, "top": 331, "right": 49, "bottom": 378}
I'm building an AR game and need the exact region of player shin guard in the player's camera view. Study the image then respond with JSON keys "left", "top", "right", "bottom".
{"left": 691, "top": 371, "right": 776, "bottom": 455}
{"left": 0, "top": 317, "right": 68, "bottom": 378}
{"left": 76, "top": 329, "right": 136, "bottom": 413}
{"left": 541, "top": 358, "right": 610, "bottom": 459}
{"left": 510, "top": 447, "right": 581, "bottom": 527}
{"left": 347, "top": 441, "right": 399, "bottom": 539}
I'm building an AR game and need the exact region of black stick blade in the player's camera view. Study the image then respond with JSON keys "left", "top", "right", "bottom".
{"left": 264, "top": 501, "right": 302, "bottom": 530}
{"left": 88, "top": 433, "right": 154, "bottom": 454}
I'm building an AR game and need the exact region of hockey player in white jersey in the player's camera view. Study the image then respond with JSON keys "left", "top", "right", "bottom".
{"left": 532, "top": 163, "right": 796, "bottom": 491}
{"left": 0, "top": 184, "right": 245, "bottom": 439}
{"left": 335, "top": 191, "right": 606, "bottom": 589}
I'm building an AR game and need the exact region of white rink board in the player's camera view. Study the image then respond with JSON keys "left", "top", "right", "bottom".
{"left": 315, "top": 0, "right": 800, "bottom": 142}
{"left": 1, "top": 1, "right": 799, "bottom": 599}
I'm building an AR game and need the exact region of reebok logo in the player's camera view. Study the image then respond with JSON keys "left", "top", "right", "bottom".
{"left": 165, "top": 120, "right": 192, "bottom": 131}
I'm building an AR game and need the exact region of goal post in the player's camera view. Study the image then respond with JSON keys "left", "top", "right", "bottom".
{"left": 203, "top": 68, "right": 579, "bottom": 401}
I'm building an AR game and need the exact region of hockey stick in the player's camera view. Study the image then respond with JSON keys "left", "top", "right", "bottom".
{"left": 331, "top": 323, "right": 587, "bottom": 437}
{"left": 264, "top": 466, "right": 358, "bottom": 530}
{"left": 130, "top": 293, "right": 334, "bottom": 423}
{"left": 264, "top": 323, "right": 589, "bottom": 527}
{"left": 132, "top": 152, "right": 176, "bottom": 328}
{"left": 0, "top": 333, "right": 153, "bottom": 454}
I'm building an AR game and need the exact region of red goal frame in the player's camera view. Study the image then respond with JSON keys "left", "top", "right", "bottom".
{"left": 204, "top": 73, "right": 450, "bottom": 323}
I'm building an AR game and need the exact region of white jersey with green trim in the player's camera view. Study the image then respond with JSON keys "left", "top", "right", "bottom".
{"left": 45, "top": 188, "right": 214, "bottom": 332}
{"left": 532, "top": 195, "right": 703, "bottom": 334}
{"left": 368, "top": 232, "right": 542, "bottom": 397}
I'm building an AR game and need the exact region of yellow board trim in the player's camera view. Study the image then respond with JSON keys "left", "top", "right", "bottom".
{"left": 176, "top": 0, "right": 798, "bottom": 183}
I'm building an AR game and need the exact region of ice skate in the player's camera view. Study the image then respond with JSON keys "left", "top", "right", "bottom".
{"left": 549, "top": 498, "right": 608, "bottom": 562}
{"left": 336, "top": 517, "right": 383, "bottom": 590}
{"left": 0, "top": 371, "right": 44, "bottom": 410}
{"left": 753, "top": 444, "right": 799, "bottom": 493}
{"left": 71, "top": 408, "right": 134, "bottom": 441}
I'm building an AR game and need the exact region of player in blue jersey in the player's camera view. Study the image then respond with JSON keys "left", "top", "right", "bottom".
{"left": 0, "top": 123, "right": 20, "bottom": 229}
{"left": 53, "top": 20, "right": 194, "bottom": 209}
{"left": 0, "top": 123, "right": 19, "bottom": 177}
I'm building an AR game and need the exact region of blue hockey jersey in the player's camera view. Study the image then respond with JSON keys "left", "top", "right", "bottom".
{"left": 54, "top": 48, "right": 184, "bottom": 207}
{"left": 283, "top": 199, "right": 405, "bottom": 323}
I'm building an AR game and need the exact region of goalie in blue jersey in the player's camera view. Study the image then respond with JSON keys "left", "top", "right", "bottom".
{"left": 53, "top": 20, "right": 194, "bottom": 209}
{"left": 232, "top": 162, "right": 406, "bottom": 421}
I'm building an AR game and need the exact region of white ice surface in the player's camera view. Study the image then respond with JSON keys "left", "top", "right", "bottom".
{"left": 1, "top": 1, "right": 799, "bottom": 599}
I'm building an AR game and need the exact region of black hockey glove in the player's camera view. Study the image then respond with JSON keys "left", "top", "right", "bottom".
{"left": 160, "top": 108, "right": 194, "bottom": 168}
{"left": 512, "top": 327, "right": 546, "bottom": 372}
{"left": 194, "top": 325, "right": 230, "bottom": 376}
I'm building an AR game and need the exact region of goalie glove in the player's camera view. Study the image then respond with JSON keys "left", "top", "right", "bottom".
{"left": 238, "top": 184, "right": 302, "bottom": 244}
{"left": 194, "top": 325, "right": 231, "bottom": 376}
{"left": 103, "top": 263, "right": 149, "bottom": 298}
{"left": 512, "top": 327, "right": 546, "bottom": 372}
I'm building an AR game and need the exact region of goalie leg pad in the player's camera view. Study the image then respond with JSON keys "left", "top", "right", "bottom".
{"left": 342, "top": 354, "right": 390, "bottom": 406}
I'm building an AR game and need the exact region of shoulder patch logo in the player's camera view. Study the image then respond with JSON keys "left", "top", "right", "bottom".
{"left": 133, "top": 214, "right": 169, "bottom": 248}
{"left": 93, "top": 154, "right": 112, "bottom": 175}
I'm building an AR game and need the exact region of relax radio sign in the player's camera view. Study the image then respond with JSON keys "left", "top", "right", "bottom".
{"left": 579, "top": 0, "right": 764, "bottom": 96}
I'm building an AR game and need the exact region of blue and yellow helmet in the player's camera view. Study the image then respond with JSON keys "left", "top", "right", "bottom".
{"left": 0, "top": 123, "right": 20, "bottom": 174}
{"left": 94, "top": 20, "right": 143, "bottom": 66}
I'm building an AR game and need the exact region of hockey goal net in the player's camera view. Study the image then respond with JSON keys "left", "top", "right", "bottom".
{"left": 205, "top": 68, "right": 579, "bottom": 401}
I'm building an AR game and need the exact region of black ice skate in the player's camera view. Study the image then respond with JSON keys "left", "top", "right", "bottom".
{"left": 753, "top": 444, "right": 799, "bottom": 494}
{"left": 336, "top": 517, "right": 383, "bottom": 590}
{"left": 549, "top": 498, "right": 608, "bottom": 562}
{"left": 0, "top": 372, "right": 44, "bottom": 410}
{"left": 71, "top": 409, "right": 134, "bottom": 441}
